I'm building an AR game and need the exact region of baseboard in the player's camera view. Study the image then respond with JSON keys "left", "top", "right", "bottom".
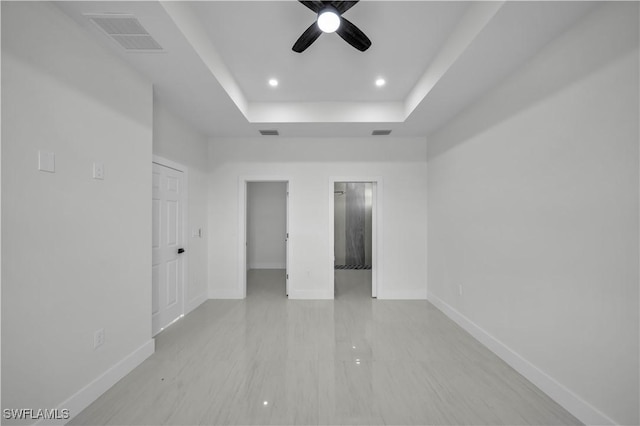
{"left": 248, "top": 263, "right": 285, "bottom": 270}
{"left": 427, "top": 294, "right": 615, "bottom": 426}
{"left": 36, "top": 339, "right": 154, "bottom": 426}
{"left": 288, "top": 289, "right": 333, "bottom": 299}
{"left": 185, "top": 292, "right": 207, "bottom": 315}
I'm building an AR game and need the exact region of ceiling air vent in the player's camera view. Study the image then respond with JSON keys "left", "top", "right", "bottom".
{"left": 259, "top": 130, "right": 279, "bottom": 136}
{"left": 86, "top": 14, "right": 163, "bottom": 52}
{"left": 372, "top": 130, "right": 392, "bottom": 136}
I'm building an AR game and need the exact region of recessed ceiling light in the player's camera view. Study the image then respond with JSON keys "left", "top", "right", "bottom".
{"left": 268, "top": 78, "right": 278, "bottom": 87}
{"left": 375, "top": 78, "right": 386, "bottom": 87}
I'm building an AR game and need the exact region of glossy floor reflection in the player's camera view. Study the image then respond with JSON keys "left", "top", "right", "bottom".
{"left": 71, "top": 269, "right": 580, "bottom": 425}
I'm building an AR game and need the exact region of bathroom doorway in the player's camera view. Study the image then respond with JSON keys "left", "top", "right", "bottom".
{"left": 333, "top": 181, "right": 378, "bottom": 299}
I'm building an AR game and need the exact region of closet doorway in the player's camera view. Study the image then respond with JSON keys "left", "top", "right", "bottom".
{"left": 239, "top": 178, "right": 290, "bottom": 298}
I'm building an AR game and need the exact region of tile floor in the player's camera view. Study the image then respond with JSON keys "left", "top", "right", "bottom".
{"left": 70, "top": 269, "right": 580, "bottom": 425}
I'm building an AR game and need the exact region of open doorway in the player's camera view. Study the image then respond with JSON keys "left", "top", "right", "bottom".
{"left": 244, "top": 181, "right": 289, "bottom": 299}
{"left": 334, "top": 181, "right": 375, "bottom": 299}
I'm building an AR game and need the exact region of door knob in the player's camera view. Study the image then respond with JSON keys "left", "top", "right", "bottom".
{"left": 177, "top": 248, "right": 185, "bottom": 254}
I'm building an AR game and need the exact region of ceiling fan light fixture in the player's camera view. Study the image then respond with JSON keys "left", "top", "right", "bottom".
{"left": 317, "top": 9, "right": 340, "bottom": 33}
{"left": 292, "top": 1, "right": 370, "bottom": 53}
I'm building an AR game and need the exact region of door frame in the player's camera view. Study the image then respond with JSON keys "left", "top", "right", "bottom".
{"left": 152, "top": 155, "right": 188, "bottom": 335}
{"left": 329, "top": 177, "right": 382, "bottom": 299}
{"left": 238, "top": 176, "right": 291, "bottom": 299}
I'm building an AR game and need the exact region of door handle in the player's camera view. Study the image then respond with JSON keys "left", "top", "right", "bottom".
{"left": 177, "top": 248, "right": 185, "bottom": 254}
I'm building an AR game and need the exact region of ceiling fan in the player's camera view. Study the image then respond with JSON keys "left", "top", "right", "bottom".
{"left": 292, "top": 1, "right": 372, "bottom": 53}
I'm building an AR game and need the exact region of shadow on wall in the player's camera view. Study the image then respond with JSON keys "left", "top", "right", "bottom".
{"left": 428, "top": 3, "right": 639, "bottom": 159}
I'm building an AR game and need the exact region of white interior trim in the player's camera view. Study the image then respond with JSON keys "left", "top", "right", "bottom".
{"left": 185, "top": 293, "right": 207, "bottom": 315}
{"left": 35, "top": 340, "right": 154, "bottom": 426}
{"left": 285, "top": 181, "right": 289, "bottom": 297}
{"left": 329, "top": 177, "right": 383, "bottom": 299}
{"left": 249, "top": 263, "right": 286, "bottom": 270}
{"left": 152, "top": 155, "right": 189, "bottom": 330}
{"left": 427, "top": 294, "right": 616, "bottom": 426}
{"left": 238, "top": 176, "right": 291, "bottom": 299}
{"left": 152, "top": 155, "right": 186, "bottom": 174}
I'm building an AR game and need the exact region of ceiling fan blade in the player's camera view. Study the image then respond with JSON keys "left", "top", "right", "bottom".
{"left": 330, "top": 1, "right": 358, "bottom": 15}
{"left": 299, "top": 1, "right": 324, "bottom": 13}
{"left": 336, "top": 17, "right": 371, "bottom": 52}
{"left": 292, "top": 22, "right": 323, "bottom": 53}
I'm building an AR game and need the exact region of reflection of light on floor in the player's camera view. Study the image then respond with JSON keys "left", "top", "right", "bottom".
{"left": 159, "top": 314, "right": 184, "bottom": 333}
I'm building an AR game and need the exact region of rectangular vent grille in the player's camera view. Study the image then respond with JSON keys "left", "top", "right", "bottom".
{"left": 259, "top": 130, "right": 279, "bottom": 136}
{"left": 87, "top": 14, "right": 163, "bottom": 51}
{"left": 90, "top": 16, "right": 148, "bottom": 35}
{"left": 111, "top": 35, "right": 162, "bottom": 51}
{"left": 372, "top": 130, "right": 392, "bottom": 136}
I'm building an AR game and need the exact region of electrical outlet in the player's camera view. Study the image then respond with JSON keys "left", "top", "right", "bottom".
{"left": 94, "top": 328, "right": 105, "bottom": 349}
{"left": 93, "top": 162, "right": 104, "bottom": 180}
{"left": 38, "top": 150, "right": 55, "bottom": 173}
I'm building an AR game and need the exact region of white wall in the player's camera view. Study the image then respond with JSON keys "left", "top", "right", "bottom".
{"left": 427, "top": 3, "right": 639, "bottom": 425}
{"left": 153, "top": 99, "right": 209, "bottom": 313}
{"left": 2, "top": 2, "right": 153, "bottom": 423}
{"left": 247, "top": 182, "right": 286, "bottom": 270}
{"left": 208, "top": 137, "right": 427, "bottom": 299}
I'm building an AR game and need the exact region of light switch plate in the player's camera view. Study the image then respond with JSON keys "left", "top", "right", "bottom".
{"left": 38, "top": 150, "right": 55, "bottom": 173}
{"left": 93, "top": 162, "right": 104, "bottom": 180}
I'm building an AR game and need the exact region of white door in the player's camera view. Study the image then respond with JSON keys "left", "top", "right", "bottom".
{"left": 152, "top": 162, "right": 185, "bottom": 336}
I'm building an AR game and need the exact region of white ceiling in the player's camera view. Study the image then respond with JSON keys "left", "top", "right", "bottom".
{"left": 56, "top": 1, "right": 598, "bottom": 138}
{"left": 190, "top": 1, "right": 468, "bottom": 102}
